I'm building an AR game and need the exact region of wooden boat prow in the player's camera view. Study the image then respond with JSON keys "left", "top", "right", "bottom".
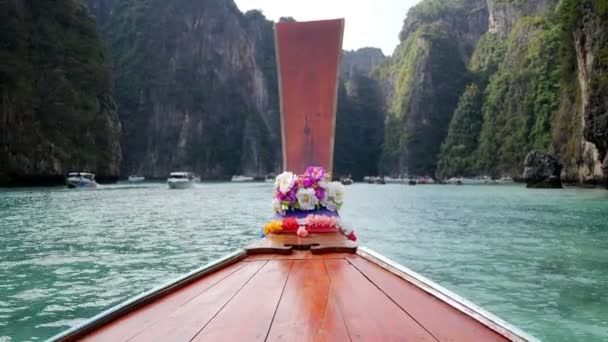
{"left": 49, "top": 19, "right": 537, "bottom": 342}
{"left": 49, "top": 237, "right": 536, "bottom": 341}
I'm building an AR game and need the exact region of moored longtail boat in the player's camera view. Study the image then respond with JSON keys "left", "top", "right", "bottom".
{"left": 49, "top": 19, "right": 537, "bottom": 342}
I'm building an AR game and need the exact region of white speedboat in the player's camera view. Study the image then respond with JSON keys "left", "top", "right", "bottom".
{"left": 66, "top": 172, "right": 98, "bottom": 189}
{"left": 384, "top": 176, "right": 407, "bottom": 184}
{"left": 447, "top": 177, "right": 463, "bottom": 185}
{"left": 167, "top": 172, "right": 195, "bottom": 189}
{"left": 128, "top": 175, "right": 145, "bottom": 182}
{"left": 231, "top": 175, "right": 254, "bottom": 182}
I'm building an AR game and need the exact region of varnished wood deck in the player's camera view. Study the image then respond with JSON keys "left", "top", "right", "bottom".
{"left": 75, "top": 249, "right": 512, "bottom": 341}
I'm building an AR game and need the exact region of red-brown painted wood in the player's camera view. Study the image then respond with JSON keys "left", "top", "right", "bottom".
{"left": 127, "top": 261, "right": 265, "bottom": 341}
{"left": 275, "top": 19, "right": 343, "bottom": 172}
{"left": 348, "top": 256, "right": 510, "bottom": 342}
{"left": 80, "top": 261, "right": 247, "bottom": 342}
{"left": 191, "top": 260, "right": 294, "bottom": 341}
{"left": 71, "top": 251, "right": 517, "bottom": 342}
{"left": 324, "top": 259, "right": 437, "bottom": 341}
{"left": 245, "top": 232, "right": 357, "bottom": 255}
{"left": 266, "top": 260, "right": 350, "bottom": 341}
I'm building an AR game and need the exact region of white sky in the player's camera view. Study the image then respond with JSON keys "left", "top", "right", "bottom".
{"left": 234, "top": 0, "right": 422, "bottom": 56}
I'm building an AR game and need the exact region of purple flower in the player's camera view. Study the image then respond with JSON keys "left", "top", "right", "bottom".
{"left": 301, "top": 177, "right": 314, "bottom": 188}
{"left": 314, "top": 187, "right": 325, "bottom": 201}
{"left": 305, "top": 166, "right": 326, "bottom": 182}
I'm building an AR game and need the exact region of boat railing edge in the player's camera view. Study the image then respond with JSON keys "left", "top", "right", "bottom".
{"left": 356, "top": 246, "right": 540, "bottom": 342}
{"left": 45, "top": 249, "right": 247, "bottom": 342}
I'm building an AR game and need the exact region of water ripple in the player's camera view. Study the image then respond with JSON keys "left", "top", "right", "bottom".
{"left": 1, "top": 183, "right": 607, "bottom": 341}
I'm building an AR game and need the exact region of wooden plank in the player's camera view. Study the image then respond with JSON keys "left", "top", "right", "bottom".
{"left": 245, "top": 233, "right": 357, "bottom": 255}
{"left": 244, "top": 251, "right": 353, "bottom": 261}
{"left": 191, "top": 260, "right": 294, "bottom": 341}
{"left": 324, "top": 259, "right": 437, "bottom": 341}
{"left": 348, "top": 256, "right": 510, "bottom": 342}
{"left": 80, "top": 261, "right": 247, "bottom": 342}
{"left": 266, "top": 260, "right": 350, "bottom": 342}
{"left": 275, "top": 19, "right": 343, "bottom": 172}
{"left": 127, "top": 261, "right": 266, "bottom": 341}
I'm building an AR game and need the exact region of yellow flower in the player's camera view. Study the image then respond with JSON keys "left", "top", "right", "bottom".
{"left": 263, "top": 220, "right": 283, "bottom": 235}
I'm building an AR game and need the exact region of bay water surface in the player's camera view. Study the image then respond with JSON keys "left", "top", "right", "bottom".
{"left": 1, "top": 182, "right": 607, "bottom": 341}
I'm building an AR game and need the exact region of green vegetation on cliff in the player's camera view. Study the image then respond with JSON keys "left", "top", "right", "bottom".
{"left": 377, "top": 0, "right": 476, "bottom": 176}
{"left": 438, "top": 0, "right": 608, "bottom": 180}
{"left": 0, "top": 0, "right": 121, "bottom": 185}
{"left": 437, "top": 84, "right": 483, "bottom": 177}
{"left": 476, "top": 16, "right": 562, "bottom": 176}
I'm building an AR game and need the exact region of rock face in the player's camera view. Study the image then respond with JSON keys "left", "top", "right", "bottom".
{"left": 341, "top": 48, "right": 386, "bottom": 80}
{"left": 89, "top": 0, "right": 279, "bottom": 178}
{"left": 488, "top": 0, "right": 559, "bottom": 37}
{"left": 0, "top": 0, "right": 121, "bottom": 186}
{"left": 429, "top": 0, "right": 608, "bottom": 187}
{"left": 376, "top": 0, "right": 488, "bottom": 176}
{"left": 523, "top": 151, "right": 563, "bottom": 188}
{"left": 575, "top": 0, "right": 608, "bottom": 186}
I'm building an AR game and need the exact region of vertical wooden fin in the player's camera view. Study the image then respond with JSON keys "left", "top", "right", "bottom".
{"left": 275, "top": 19, "right": 344, "bottom": 173}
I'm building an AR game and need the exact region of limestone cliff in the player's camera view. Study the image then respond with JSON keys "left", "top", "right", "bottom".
{"left": 574, "top": 0, "right": 608, "bottom": 184}
{"left": 89, "top": 0, "right": 279, "bottom": 177}
{"left": 0, "top": 0, "right": 121, "bottom": 185}
{"left": 376, "top": 0, "right": 488, "bottom": 176}
{"left": 341, "top": 48, "right": 386, "bottom": 81}
{"left": 432, "top": 0, "right": 607, "bottom": 185}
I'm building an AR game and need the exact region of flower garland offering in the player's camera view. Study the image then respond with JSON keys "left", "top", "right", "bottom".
{"left": 263, "top": 166, "right": 357, "bottom": 241}
{"left": 273, "top": 166, "right": 345, "bottom": 215}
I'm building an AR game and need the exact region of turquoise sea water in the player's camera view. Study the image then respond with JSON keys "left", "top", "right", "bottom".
{"left": 0, "top": 182, "right": 607, "bottom": 341}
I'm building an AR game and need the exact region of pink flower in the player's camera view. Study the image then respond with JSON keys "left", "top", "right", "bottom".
{"left": 305, "top": 166, "right": 325, "bottom": 182}
{"left": 297, "top": 226, "right": 309, "bottom": 237}
{"left": 305, "top": 215, "right": 337, "bottom": 229}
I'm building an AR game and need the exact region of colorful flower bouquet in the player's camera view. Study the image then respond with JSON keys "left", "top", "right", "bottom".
{"left": 262, "top": 166, "right": 356, "bottom": 241}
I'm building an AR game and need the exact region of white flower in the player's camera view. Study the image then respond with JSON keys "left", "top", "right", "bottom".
{"left": 275, "top": 171, "right": 297, "bottom": 194}
{"left": 336, "top": 218, "right": 353, "bottom": 235}
{"left": 272, "top": 198, "right": 284, "bottom": 215}
{"left": 296, "top": 188, "right": 318, "bottom": 211}
{"left": 322, "top": 181, "right": 345, "bottom": 211}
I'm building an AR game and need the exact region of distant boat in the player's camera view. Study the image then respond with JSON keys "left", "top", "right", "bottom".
{"left": 128, "top": 176, "right": 145, "bottom": 182}
{"left": 384, "top": 176, "right": 407, "bottom": 184}
{"left": 167, "top": 172, "right": 195, "bottom": 189}
{"left": 231, "top": 175, "right": 254, "bottom": 182}
{"left": 461, "top": 176, "right": 495, "bottom": 185}
{"left": 447, "top": 177, "right": 463, "bottom": 185}
{"left": 497, "top": 176, "right": 514, "bottom": 184}
{"left": 66, "top": 172, "right": 98, "bottom": 189}
{"left": 340, "top": 176, "right": 353, "bottom": 185}
{"left": 416, "top": 176, "right": 435, "bottom": 184}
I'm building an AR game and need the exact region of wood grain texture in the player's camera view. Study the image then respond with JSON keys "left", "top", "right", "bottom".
{"left": 191, "top": 260, "right": 294, "bottom": 341}
{"left": 348, "top": 256, "right": 510, "bottom": 342}
{"left": 324, "top": 259, "right": 437, "bottom": 341}
{"left": 266, "top": 260, "right": 349, "bottom": 342}
{"left": 245, "top": 233, "right": 357, "bottom": 255}
{"left": 275, "top": 19, "right": 343, "bottom": 172}
{"left": 127, "top": 261, "right": 266, "bottom": 341}
{"left": 80, "top": 261, "right": 247, "bottom": 342}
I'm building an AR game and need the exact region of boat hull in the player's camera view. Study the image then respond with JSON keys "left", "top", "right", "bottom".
{"left": 66, "top": 178, "right": 98, "bottom": 189}
{"left": 167, "top": 180, "right": 194, "bottom": 189}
